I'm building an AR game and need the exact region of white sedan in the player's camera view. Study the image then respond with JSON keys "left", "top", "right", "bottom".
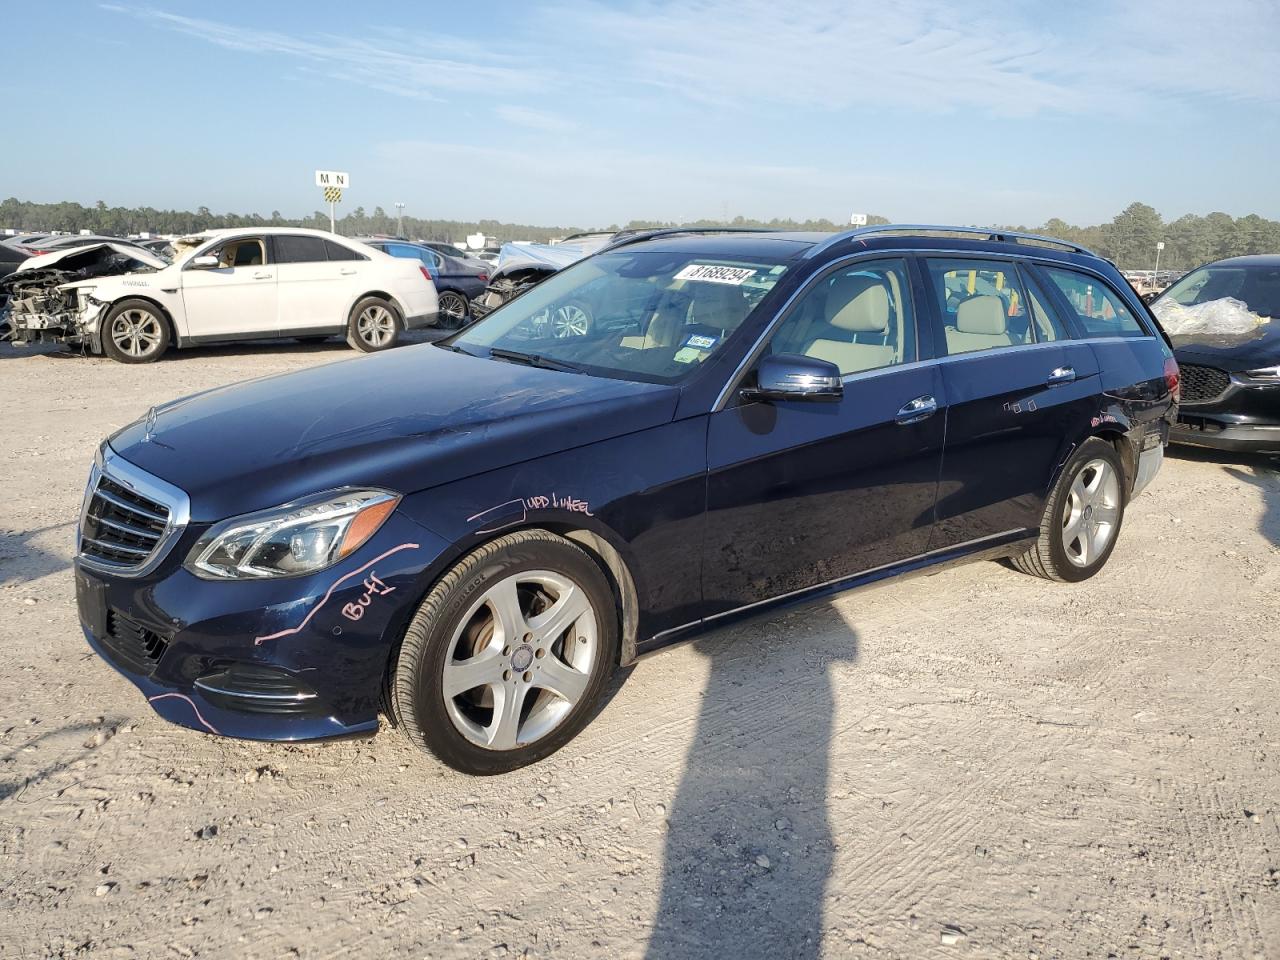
{"left": 4, "top": 227, "right": 439, "bottom": 363}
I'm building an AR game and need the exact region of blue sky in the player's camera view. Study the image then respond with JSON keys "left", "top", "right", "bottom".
{"left": 5, "top": 0, "right": 1278, "bottom": 228}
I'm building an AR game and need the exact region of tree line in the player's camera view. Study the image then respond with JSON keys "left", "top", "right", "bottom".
{"left": 2, "top": 196, "right": 1275, "bottom": 270}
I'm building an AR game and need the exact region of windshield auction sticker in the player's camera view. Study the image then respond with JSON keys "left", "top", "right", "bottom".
{"left": 674, "top": 264, "right": 756, "bottom": 285}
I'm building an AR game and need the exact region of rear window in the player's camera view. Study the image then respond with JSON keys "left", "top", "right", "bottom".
{"left": 1042, "top": 268, "right": 1147, "bottom": 338}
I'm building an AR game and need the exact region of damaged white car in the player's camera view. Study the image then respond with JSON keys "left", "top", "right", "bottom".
{"left": 2, "top": 227, "right": 440, "bottom": 363}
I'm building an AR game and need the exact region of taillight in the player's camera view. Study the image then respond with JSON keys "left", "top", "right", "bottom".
{"left": 477, "top": 273, "right": 488, "bottom": 283}
{"left": 1163, "top": 356, "right": 1180, "bottom": 403}
{"left": 418, "top": 265, "right": 433, "bottom": 283}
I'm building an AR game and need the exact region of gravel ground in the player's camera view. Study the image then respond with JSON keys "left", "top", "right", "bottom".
{"left": 1, "top": 338, "right": 1279, "bottom": 960}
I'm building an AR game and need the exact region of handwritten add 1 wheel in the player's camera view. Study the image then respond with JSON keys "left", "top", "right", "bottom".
{"left": 391, "top": 529, "right": 618, "bottom": 774}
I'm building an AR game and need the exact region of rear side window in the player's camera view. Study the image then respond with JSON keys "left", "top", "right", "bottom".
{"left": 274, "top": 234, "right": 328, "bottom": 264}
{"left": 324, "top": 239, "right": 365, "bottom": 262}
{"left": 924, "top": 258, "right": 1032, "bottom": 355}
{"left": 1042, "top": 267, "right": 1147, "bottom": 338}
{"left": 385, "top": 242, "right": 430, "bottom": 264}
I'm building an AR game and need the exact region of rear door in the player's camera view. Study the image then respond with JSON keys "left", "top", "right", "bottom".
{"left": 923, "top": 256, "right": 1102, "bottom": 550}
{"left": 274, "top": 234, "right": 366, "bottom": 332}
{"left": 179, "top": 235, "right": 277, "bottom": 339}
{"left": 703, "top": 257, "right": 946, "bottom": 615}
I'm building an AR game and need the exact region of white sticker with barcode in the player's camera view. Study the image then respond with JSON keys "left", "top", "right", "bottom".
{"left": 674, "top": 264, "right": 756, "bottom": 285}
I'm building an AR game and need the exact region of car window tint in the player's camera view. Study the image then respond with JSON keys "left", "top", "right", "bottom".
{"left": 324, "top": 239, "right": 365, "bottom": 262}
{"left": 1043, "top": 267, "right": 1146, "bottom": 338}
{"left": 924, "top": 258, "right": 1032, "bottom": 356}
{"left": 273, "top": 234, "right": 328, "bottom": 264}
{"left": 768, "top": 258, "right": 915, "bottom": 375}
{"left": 215, "top": 238, "right": 265, "bottom": 268}
{"left": 1021, "top": 270, "right": 1069, "bottom": 342}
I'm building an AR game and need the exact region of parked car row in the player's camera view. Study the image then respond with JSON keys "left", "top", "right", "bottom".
{"left": 74, "top": 224, "right": 1180, "bottom": 773}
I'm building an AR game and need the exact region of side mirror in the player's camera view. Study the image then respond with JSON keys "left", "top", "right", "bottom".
{"left": 743, "top": 353, "right": 843, "bottom": 402}
{"left": 187, "top": 254, "right": 220, "bottom": 270}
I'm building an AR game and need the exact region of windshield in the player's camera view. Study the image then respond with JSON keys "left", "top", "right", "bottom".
{"left": 1161, "top": 265, "right": 1280, "bottom": 319}
{"left": 452, "top": 250, "right": 790, "bottom": 383}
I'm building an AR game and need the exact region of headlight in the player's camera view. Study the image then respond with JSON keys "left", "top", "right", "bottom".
{"left": 187, "top": 488, "right": 400, "bottom": 580}
{"left": 1243, "top": 365, "right": 1280, "bottom": 382}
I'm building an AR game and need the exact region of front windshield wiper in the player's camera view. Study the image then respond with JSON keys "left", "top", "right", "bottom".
{"left": 487, "top": 347, "right": 584, "bottom": 374}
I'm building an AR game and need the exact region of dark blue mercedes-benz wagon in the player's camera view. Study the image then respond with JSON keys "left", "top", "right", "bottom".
{"left": 75, "top": 226, "right": 1178, "bottom": 773}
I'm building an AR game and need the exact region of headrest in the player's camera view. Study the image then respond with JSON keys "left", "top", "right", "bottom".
{"left": 826, "top": 276, "right": 890, "bottom": 333}
{"left": 956, "top": 295, "right": 1007, "bottom": 335}
{"left": 687, "top": 281, "right": 749, "bottom": 331}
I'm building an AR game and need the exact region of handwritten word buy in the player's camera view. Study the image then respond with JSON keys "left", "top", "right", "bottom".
{"left": 525, "top": 493, "right": 592, "bottom": 516}
{"left": 342, "top": 572, "right": 395, "bottom": 622}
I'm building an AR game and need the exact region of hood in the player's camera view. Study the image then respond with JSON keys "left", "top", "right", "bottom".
{"left": 1172, "top": 325, "right": 1280, "bottom": 371}
{"left": 109, "top": 343, "right": 680, "bottom": 521}
{"left": 19, "top": 241, "right": 168, "bottom": 274}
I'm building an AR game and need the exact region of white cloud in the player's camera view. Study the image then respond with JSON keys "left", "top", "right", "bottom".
{"left": 564, "top": 0, "right": 1280, "bottom": 114}
{"left": 100, "top": 4, "right": 550, "bottom": 100}
{"left": 493, "top": 106, "right": 577, "bottom": 133}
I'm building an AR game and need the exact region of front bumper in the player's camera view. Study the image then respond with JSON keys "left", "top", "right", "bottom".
{"left": 1170, "top": 415, "right": 1280, "bottom": 452}
{"left": 76, "top": 513, "right": 449, "bottom": 742}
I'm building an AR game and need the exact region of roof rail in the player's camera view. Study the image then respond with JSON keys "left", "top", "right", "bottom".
{"left": 803, "top": 224, "right": 1099, "bottom": 259}
{"left": 601, "top": 226, "right": 782, "bottom": 252}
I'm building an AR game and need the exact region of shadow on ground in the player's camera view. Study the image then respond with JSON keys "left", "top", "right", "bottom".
{"left": 646, "top": 600, "right": 859, "bottom": 959}
{"left": 1167, "top": 445, "right": 1280, "bottom": 547}
{"left": 0, "top": 521, "right": 74, "bottom": 587}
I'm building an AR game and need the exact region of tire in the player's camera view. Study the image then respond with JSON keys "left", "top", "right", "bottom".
{"left": 346, "top": 296, "right": 401, "bottom": 353}
{"left": 1011, "top": 437, "right": 1126, "bottom": 582}
{"left": 101, "top": 300, "right": 170, "bottom": 364}
{"left": 436, "top": 290, "right": 470, "bottom": 329}
{"left": 392, "top": 529, "right": 619, "bottom": 775}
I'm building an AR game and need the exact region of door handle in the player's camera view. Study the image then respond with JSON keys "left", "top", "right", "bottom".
{"left": 1046, "top": 366, "right": 1076, "bottom": 387}
{"left": 253, "top": 271, "right": 272, "bottom": 280}
{"left": 895, "top": 395, "right": 938, "bottom": 425}
{"left": 339, "top": 268, "right": 357, "bottom": 275}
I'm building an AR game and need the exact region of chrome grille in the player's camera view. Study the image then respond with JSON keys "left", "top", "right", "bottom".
{"left": 1178, "top": 363, "right": 1231, "bottom": 405}
{"left": 78, "top": 448, "right": 190, "bottom": 577}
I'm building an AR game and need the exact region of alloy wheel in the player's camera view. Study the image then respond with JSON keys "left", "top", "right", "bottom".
{"left": 437, "top": 292, "right": 468, "bottom": 327}
{"left": 442, "top": 570, "right": 597, "bottom": 750}
{"left": 550, "top": 304, "right": 590, "bottom": 338}
{"left": 110, "top": 309, "right": 163, "bottom": 358}
{"left": 1061, "top": 458, "right": 1120, "bottom": 567}
{"left": 356, "top": 304, "right": 396, "bottom": 346}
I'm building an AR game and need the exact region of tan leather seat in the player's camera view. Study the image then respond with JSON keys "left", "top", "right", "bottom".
{"left": 945, "top": 295, "right": 1015, "bottom": 354}
{"left": 804, "top": 275, "right": 895, "bottom": 374}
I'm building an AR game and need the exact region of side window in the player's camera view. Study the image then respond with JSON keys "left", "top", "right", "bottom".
{"left": 324, "top": 239, "right": 365, "bottom": 262}
{"left": 924, "top": 258, "right": 1031, "bottom": 356}
{"left": 274, "top": 234, "right": 328, "bottom": 264}
{"left": 384, "top": 242, "right": 424, "bottom": 261}
{"left": 213, "top": 238, "right": 265, "bottom": 268}
{"left": 1042, "top": 267, "right": 1147, "bottom": 338}
{"left": 768, "top": 258, "right": 915, "bottom": 376}
{"left": 1021, "top": 269, "right": 1069, "bottom": 342}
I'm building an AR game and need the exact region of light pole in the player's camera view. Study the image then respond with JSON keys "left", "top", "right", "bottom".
{"left": 1153, "top": 240, "right": 1165, "bottom": 293}
{"left": 395, "top": 202, "right": 405, "bottom": 238}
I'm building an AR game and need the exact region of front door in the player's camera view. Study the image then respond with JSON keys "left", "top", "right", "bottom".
{"left": 702, "top": 257, "right": 946, "bottom": 616}
{"left": 180, "top": 236, "right": 277, "bottom": 340}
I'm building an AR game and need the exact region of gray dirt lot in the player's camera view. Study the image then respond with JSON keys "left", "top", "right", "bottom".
{"left": 1, "top": 338, "right": 1279, "bottom": 960}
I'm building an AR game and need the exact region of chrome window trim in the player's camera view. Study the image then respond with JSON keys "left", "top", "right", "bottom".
{"left": 78, "top": 444, "right": 191, "bottom": 579}
{"left": 712, "top": 246, "right": 1155, "bottom": 412}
